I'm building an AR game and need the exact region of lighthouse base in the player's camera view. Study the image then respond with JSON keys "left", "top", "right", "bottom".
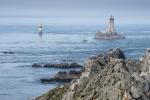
{"left": 95, "top": 31, "right": 125, "bottom": 40}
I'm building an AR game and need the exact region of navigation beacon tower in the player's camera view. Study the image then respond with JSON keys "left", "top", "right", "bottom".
{"left": 38, "top": 24, "right": 43, "bottom": 34}
{"left": 95, "top": 16, "right": 125, "bottom": 39}
{"left": 108, "top": 16, "right": 115, "bottom": 33}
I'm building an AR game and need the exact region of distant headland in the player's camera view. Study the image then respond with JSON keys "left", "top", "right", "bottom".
{"left": 95, "top": 16, "right": 125, "bottom": 40}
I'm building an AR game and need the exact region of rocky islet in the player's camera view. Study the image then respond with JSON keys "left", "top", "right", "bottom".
{"left": 32, "top": 62, "right": 83, "bottom": 69}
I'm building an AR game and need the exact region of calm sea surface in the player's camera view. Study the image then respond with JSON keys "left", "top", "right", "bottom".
{"left": 0, "top": 24, "right": 150, "bottom": 100}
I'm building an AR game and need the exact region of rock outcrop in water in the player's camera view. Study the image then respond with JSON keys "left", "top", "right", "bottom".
{"left": 3, "top": 51, "right": 15, "bottom": 54}
{"left": 35, "top": 48, "right": 150, "bottom": 100}
{"left": 95, "top": 32, "right": 125, "bottom": 40}
{"left": 32, "top": 62, "right": 83, "bottom": 69}
{"left": 41, "top": 70, "right": 82, "bottom": 83}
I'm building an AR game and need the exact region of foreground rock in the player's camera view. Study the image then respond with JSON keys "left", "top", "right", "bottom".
{"left": 35, "top": 48, "right": 150, "bottom": 100}
{"left": 41, "top": 70, "right": 81, "bottom": 83}
{"left": 35, "top": 85, "right": 69, "bottom": 100}
{"left": 32, "top": 62, "right": 83, "bottom": 68}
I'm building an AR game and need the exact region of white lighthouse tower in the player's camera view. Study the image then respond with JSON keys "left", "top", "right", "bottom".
{"left": 38, "top": 24, "right": 43, "bottom": 34}
{"left": 108, "top": 16, "right": 115, "bottom": 33}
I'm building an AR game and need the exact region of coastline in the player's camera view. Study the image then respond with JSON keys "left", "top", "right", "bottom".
{"left": 35, "top": 47, "right": 150, "bottom": 100}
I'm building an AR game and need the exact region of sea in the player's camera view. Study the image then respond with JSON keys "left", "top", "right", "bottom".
{"left": 0, "top": 20, "right": 150, "bottom": 100}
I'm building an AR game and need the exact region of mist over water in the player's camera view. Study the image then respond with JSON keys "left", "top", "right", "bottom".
{"left": 0, "top": 22, "right": 150, "bottom": 100}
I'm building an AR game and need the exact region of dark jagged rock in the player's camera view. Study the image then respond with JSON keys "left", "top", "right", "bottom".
{"left": 32, "top": 62, "right": 83, "bottom": 68}
{"left": 41, "top": 70, "right": 81, "bottom": 83}
{"left": 69, "top": 70, "right": 81, "bottom": 75}
{"left": 32, "top": 64, "right": 42, "bottom": 68}
{"left": 41, "top": 78, "right": 72, "bottom": 83}
{"left": 89, "top": 48, "right": 125, "bottom": 65}
{"left": 43, "top": 62, "right": 83, "bottom": 68}
{"left": 57, "top": 71, "right": 67, "bottom": 75}
{"left": 108, "top": 47, "right": 126, "bottom": 59}
{"left": 35, "top": 48, "right": 150, "bottom": 100}
{"left": 3, "top": 51, "right": 15, "bottom": 54}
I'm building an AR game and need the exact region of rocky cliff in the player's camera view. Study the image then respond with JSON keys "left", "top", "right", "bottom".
{"left": 35, "top": 48, "right": 150, "bottom": 100}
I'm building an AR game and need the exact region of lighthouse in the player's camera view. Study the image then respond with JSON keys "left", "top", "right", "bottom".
{"left": 95, "top": 16, "right": 125, "bottom": 39}
{"left": 38, "top": 24, "right": 42, "bottom": 34}
{"left": 108, "top": 16, "right": 115, "bottom": 33}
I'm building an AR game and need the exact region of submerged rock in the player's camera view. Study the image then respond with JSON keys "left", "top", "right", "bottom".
{"left": 3, "top": 51, "right": 15, "bottom": 54}
{"left": 83, "top": 40, "right": 88, "bottom": 42}
{"left": 35, "top": 48, "right": 150, "bottom": 100}
{"left": 32, "top": 64, "right": 42, "bottom": 68}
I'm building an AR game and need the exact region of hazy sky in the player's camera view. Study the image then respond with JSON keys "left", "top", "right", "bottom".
{"left": 0, "top": 0, "right": 150, "bottom": 25}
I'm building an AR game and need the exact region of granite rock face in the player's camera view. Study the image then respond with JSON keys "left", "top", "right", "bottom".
{"left": 35, "top": 48, "right": 150, "bottom": 100}
{"left": 35, "top": 85, "right": 69, "bottom": 100}
{"left": 140, "top": 48, "right": 150, "bottom": 73}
